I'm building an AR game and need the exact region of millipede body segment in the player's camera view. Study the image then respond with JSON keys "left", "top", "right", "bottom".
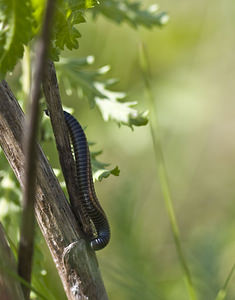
{"left": 63, "top": 110, "right": 110, "bottom": 251}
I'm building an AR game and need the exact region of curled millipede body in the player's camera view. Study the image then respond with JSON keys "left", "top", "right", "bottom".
{"left": 63, "top": 110, "right": 110, "bottom": 251}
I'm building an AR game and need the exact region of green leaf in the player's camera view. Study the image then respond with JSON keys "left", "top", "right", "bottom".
{"left": 0, "top": 0, "right": 100, "bottom": 74}
{"left": 91, "top": 0, "right": 169, "bottom": 28}
{"left": 51, "top": 0, "right": 99, "bottom": 57}
{"left": 55, "top": 57, "right": 149, "bottom": 128}
{"left": 53, "top": 7, "right": 84, "bottom": 51}
{"left": 95, "top": 92, "right": 148, "bottom": 129}
{"left": 0, "top": 0, "right": 34, "bottom": 77}
{"left": 91, "top": 150, "right": 120, "bottom": 182}
{"left": 31, "top": 0, "right": 46, "bottom": 34}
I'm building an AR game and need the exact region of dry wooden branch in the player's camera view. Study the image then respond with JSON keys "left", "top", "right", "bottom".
{"left": 42, "top": 60, "right": 92, "bottom": 237}
{"left": 0, "top": 80, "right": 108, "bottom": 300}
{"left": 0, "top": 223, "right": 25, "bottom": 300}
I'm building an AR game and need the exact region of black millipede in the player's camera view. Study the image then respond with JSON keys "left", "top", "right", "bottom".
{"left": 46, "top": 109, "right": 110, "bottom": 250}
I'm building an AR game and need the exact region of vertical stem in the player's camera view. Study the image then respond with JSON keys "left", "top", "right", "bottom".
{"left": 222, "top": 263, "right": 235, "bottom": 291}
{"left": 17, "top": 1, "right": 56, "bottom": 298}
{"left": 139, "top": 43, "right": 198, "bottom": 300}
{"left": 215, "top": 263, "right": 235, "bottom": 300}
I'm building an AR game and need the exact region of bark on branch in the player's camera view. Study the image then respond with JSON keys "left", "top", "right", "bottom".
{"left": 42, "top": 60, "right": 92, "bottom": 236}
{"left": 0, "top": 80, "right": 108, "bottom": 300}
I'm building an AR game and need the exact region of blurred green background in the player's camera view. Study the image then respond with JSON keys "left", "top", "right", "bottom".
{"left": 77, "top": 1, "right": 235, "bottom": 299}
{"left": 1, "top": 0, "right": 235, "bottom": 299}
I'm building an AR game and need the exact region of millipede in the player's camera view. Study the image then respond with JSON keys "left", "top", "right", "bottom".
{"left": 61, "top": 110, "right": 110, "bottom": 250}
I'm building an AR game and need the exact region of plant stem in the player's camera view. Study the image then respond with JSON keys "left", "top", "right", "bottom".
{"left": 215, "top": 263, "right": 235, "bottom": 300}
{"left": 17, "top": 0, "right": 56, "bottom": 298}
{"left": 139, "top": 43, "right": 198, "bottom": 300}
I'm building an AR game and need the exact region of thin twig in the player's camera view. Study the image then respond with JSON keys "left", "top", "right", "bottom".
{"left": 139, "top": 42, "right": 198, "bottom": 300}
{"left": 17, "top": 0, "right": 56, "bottom": 298}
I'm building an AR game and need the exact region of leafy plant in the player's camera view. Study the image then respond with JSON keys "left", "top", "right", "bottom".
{"left": 0, "top": 0, "right": 169, "bottom": 299}
{"left": 92, "top": 0, "right": 169, "bottom": 28}
{"left": 55, "top": 57, "right": 148, "bottom": 128}
{"left": 0, "top": 0, "right": 34, "bottom": 76}
{"left": 0, "top": 0, "right": 165, "bottom": 176}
